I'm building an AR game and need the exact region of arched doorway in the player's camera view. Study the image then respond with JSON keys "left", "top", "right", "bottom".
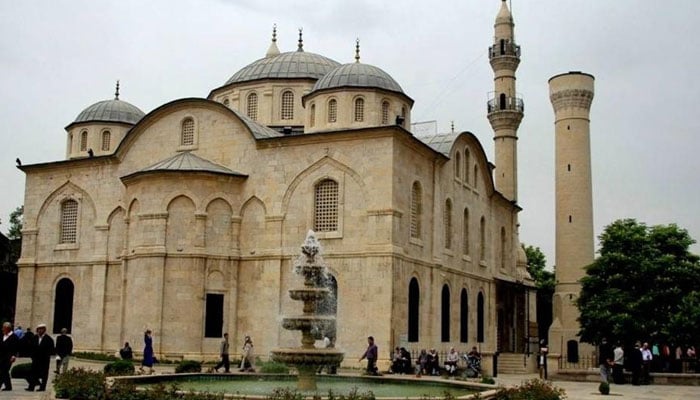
{"left": 477, "top": 292, "right": 485, "bottom": 343}
{"left": 441, "top": 285, "right": 450, "bottom": 342}
{"left": 408, "top": 278, "right": 420, "bottom": 342}
{"left": 53, "top": 278, "right": 74, "bottom": 334}
{"left": 460, "top": 289, "right": 469, "bottom": 343}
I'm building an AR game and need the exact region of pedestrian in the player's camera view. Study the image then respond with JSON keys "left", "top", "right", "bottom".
{"left": 19, "top": 328, "right": 34, "bottom": 357}
{"left": 359, "top": 336, "right": 378, "bottom": 375}
{"left": 27, "top": 323, "right": 54, "bottom": 392}
{"left": 641, "top": 342, "right": 653, "bottom": 384}
{"left": 140, "top": 330, "right": 154, "bottom": 375}
{"left": 628, "top": 341, "right": 642, "bottom": 385}
{"left": 612, "top": 342, "right": 625, "bottom": 384}
{"left": 13, "top": 325, "right": 23, "bottom": 340}
{"left": 55, "top": 328, "right": 73, "bottom": 375}
{"left": 1, "top": 322, "right": 19, "bottom": 391}
{"left": 598, "top": 337, "right": 614, "bottom": 383}
{"left": 119, "top": 342, "right": 133, "bottom": 360}
{"left": 214, "top": 333, "right": 230, "bottom": 373}
{"left": 239, "top": 335, "right": 255, "bottom": 372}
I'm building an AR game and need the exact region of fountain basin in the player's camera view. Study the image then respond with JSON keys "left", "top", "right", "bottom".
{"left": 270, "top": 348, "right": 345, "bottom": 366}
{"left": 289, "top": 288, "right": 330, "bottom": 301}
{"left": 281, "top": 316, "right": 335, "bottom": 332}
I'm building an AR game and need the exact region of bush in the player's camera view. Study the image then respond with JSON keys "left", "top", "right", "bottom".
{"left": 480, "top": 375, "right": 496, "bottom": 385}
{"left": 598, "top": 381, "right": 610, "bottom": 395}
{"left": 258, "top": 360, "right": 290, "bottom": 374}
{"left": 10, "top": 362, "right": 32, "bottom": 379}
{"left": 175, "top": 359, "right": 202, "bottom": 373}
{"left": 104, "top": 360, "right": 136, "bottom": 376}
{"left": 74, "top": 351, "right": 121, "bottom": 362}
{"left": 109, "top": 382, "right": 225, "bottom": 400}
{"left": 494, "top": 379, "right": 566, "bottom": 400}
{"left": 54, "top": 368, "right": 106, "bottom": 399}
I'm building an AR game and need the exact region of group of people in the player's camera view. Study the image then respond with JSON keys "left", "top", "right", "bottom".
{"left": 599, "top": 339, "right": 699, "bottom": 386}
{"left": 0, "top": 322, "right": 73, "bottom": 392}
{"left": 211, "top": 333, "right": 255, "bottom": 373}
{"left": 387, "top": 343, "right": 482, "bottom": 377}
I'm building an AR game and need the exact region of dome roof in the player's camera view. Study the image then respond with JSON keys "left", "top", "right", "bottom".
{"left": 310, "top": 62, "right": 404, "bottom": 94}
{"left": 73, "top": 99, "right": 145, "bottom": 126}
{"left": 225, "top": 51, "right": 340, "bottom": 85}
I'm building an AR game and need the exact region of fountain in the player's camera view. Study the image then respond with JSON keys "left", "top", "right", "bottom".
{"left": 270, "top": 231, "right": 344, "bottom": 391}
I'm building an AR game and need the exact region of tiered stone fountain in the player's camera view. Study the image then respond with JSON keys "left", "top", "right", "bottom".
{"left": 271, "top": 231, "right": 344, "bottom": 391}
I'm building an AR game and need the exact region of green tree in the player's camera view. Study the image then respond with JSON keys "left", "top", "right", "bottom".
{"left": 577, "top": 219, "right": 700, "bottom": 345}
{"left": 523, "top": 245, "right": 555, "bottom": 342}
{"left": 8, "top": 205, "right": 23, "bottom": 240}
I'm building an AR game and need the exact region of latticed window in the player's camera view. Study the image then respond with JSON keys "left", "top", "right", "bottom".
{"left": 410, "top": 181, "right": 422, "bottom": 239}
{"left": 181, "top": 118, "right": 195, "bottom": 146}
{"left": 328, "top": 99, "right": 337, "bottom": 123}
{"left": 60, "top": 199, "right": 79, "bottom": 244}
{"left": 354, "top": 98, "right": 364, "bottom": 122}
{"left": 314, "top": 179, "right": 339, "bottom": 232}
{"left": 381, "top": 101, "right": 390, "bottom": 124}
{"left": 463, "top": 208, "right": 470, "bottom": 255}
{"left": 455, "top": 151, "right": 461, "bottom": 180}
{"left": 80, "top": 131, "right": 88, "bottom": 151}
{"left": 247, "top": 93, "right": 258, "bottom": 120}
{"left": 281, "top": 90, "right": 294, "bottom": 120}
{"left": 310, "top": 104, "right": 315, "bottom": 127}
{"left": 444, "top": 199, "right": 453, "bottom": 249}
{"left": 101, "top": 131, "right": 111, "bottom": 151}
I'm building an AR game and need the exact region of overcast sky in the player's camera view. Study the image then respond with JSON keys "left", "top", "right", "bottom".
{"left": 1, "top": 0, "right": 699, "bottom": 266}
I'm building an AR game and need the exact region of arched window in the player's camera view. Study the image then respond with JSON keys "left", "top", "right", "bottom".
{"left": 444, "top": 199, "right": 453, "bottom": 249}
{"left": 500, "top": 39, "right": 506, "bottom": 55}
{"left": 80, "top": 131, "right": 88, "bottom": 151}
{"left": 354, "top": 98, "right": 364, "bottom": 122}
{"left": 499, "top": 93, "right": 506, "bottom": 110}
{"left": 455, "top": 151, "right": 461, "bottom": 180}
{"left": 69, "top": 133, "right": 73, "bottom": 153}
{"left": 314, "top": 179, "right": 339, "bottom": 232}
{"left": 101, "top": 130, "right": 111, "bottom": 151}
{"left": 474, "top": 165, "right": 478, "bottom": 189}
{"left": 460, "top": 289, "right": 468, "bottom": 343}
{"left": 281, "top": 90, "right": 294, "bottom": 120}
{"left": 464, "top": 148, "right": 471, "bottom": 183}
{"left": 441, "top": 284, "right": 450, "bottom": 342}
{"left": 60, "top": 199, "right": 79, "bottom": 244}
{"left": 477, "top": 292, "right": 485, "bottom": 342}
{"left": 327, "top": 99, "right": 337, "bottom": 123}
{"left": 408, "top": 278, "right": 420, "bottom": 342}
{"left": 381, "top": 101, "right": 390, "bottom": 125}
{"left": 463, "top": 208, "right": 470, "bottom": 255}
{"left": 400, "top": 106, "right": 407, "bottom": 127}
{"left": 480, "top": 216, "right": 486, "bottom": 261}
{"left": 53, "top": 278, "right": 74, "bottom": 333}
{"left": 410, "top": 181, "right": 422, "bottom": 239}
{"left": 181, "top": 117, "right": 195, "bottom": 146}
{"left": 500, "top": 227, "right": 507, "bottom": 269}
{"left": 310, "top": 103, "right": 316, "bottom": 127}
{"left": 223, "top": 98, "right": 230, "bottom": 107}
{"left": 247, "top": 93, "right": 258, "bottom": 121}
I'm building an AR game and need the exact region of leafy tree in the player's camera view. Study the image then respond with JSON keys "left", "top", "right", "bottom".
{"left": 523, "top": 245, "right": 555, "bottom": 342}
{"left": 8, "top": 205, "right": 23, "bottom": 240}
{"left": 577, "top": 219, "right": 700, "bottom": 346}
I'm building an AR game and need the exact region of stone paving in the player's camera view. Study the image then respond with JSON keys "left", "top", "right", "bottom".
{"left": 2, "top": 360, "right": 699, "bottom": 399}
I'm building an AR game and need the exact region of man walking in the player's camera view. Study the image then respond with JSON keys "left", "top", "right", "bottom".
{"left": 27, "top": 323, "right": 54, "bottom": 392}
{"left": 612, "top": 342, "right": 625, "bottom": 384}
{"left": 598, "top": 338, "right": 614, "bottom": 383}
{"left": 55, "top": 328, "right": 73, "bottom": 375}
{"left": 214, "top": 333, "right": 230, "bottom": 373}
{"left": 359, "top": 336, "right": 378, "bottom": 375}
{"left": 0, "top": 322, "right": 19, "bottom": 391}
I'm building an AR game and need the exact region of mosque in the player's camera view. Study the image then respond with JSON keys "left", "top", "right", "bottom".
{"left": 15, "top": 1, "right": 550, "bottom": 372}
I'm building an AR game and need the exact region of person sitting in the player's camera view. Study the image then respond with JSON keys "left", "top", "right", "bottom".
{"left": 399, "top": 347, "right": 412, "bottom": 374}
{"left": 390, "top": 347, "right": 403, "bottom": 374}
{"left": 445, "top": 347, "right": 460, "bottom": 376}
{"left": 427, "top": 348, "right": 440, "bottom": 375}
{"left": 119, "top": 342, "right": 133, "bottom": 360}
{"left": 415, "top": 349, "right": 428, "bottom": 376}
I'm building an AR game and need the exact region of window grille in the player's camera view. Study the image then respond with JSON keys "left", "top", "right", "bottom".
{"left": 463, "top": 208, "right": 470, "bottom": 255}
{"left": 354, "top": 98, "right": 364, "bottom": 122}
{"left": 410, "top": 182, "right": 422, "bottom": 239}
{"left": 281, "top": 91, "right": 294, "bottom": 120}
{"left": 314, "top": 179, "right": 339, "bottom": 232}
{"left": 60, "top": 200, "right": 79, "bottom": 244}
{"left": 444, "top": 199, "right": 452, "bottom": 249}
{"left": 480, "top": 217, "right": 486, "bottom": 261}
{"left": 381, "top": 101, "right": 390, "bottom": 124}
{"left": 328, "top": 99, "right": 337, "bottom": 123}
{"left": 247, "top": 93, "right": 258, "bottom": 120}
{"left": 101, "top": 131, "right": 111, "bottom": 151}
{"left": 181, "top": 118, "right": 195, "bottom": 146}
{"left": 80, "top": 131, "right": 88, "bottom": 151}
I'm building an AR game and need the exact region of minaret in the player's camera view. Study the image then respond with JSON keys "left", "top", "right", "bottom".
{"left": 548, "top": 71, "right": 595, "bottom": 355}
{"left": 487, "top": 0, "right": 523, "bottom": 202}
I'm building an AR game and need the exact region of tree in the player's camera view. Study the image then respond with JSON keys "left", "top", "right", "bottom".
{"left": 8, "top": 205, "right": 23, "bottom": 240}
{"left": 523, "top": 245, "right": 555, "bottom": 342}
{"left": 577, "top": 219, "right": 700, "bottom": 346}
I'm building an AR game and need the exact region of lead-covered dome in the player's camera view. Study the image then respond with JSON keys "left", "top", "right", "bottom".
{"left": 73, "top": 98, "right": 145, "bottom": 126}
{"left": 310, "top": 63, "right": 404, "bottom": 94}
{"left": 225, "top": 51, "right": 340, "bottom": 85}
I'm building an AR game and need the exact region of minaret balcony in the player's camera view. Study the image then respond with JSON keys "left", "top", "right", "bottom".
{"left": 488, "top": 95, "right": 524, "bottom": 114}
{"left": 489, "top": 42, "right": 521, "bottom": 59}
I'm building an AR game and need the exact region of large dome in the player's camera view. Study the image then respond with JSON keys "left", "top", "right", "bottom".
{"left": 73, "top": 99, "right": 145, "bottom": 126}
{"left": 225, "top": 51, "right": 340, "bottom": 85}
{"left": 310, "top": 63, "right": 404, "bottom": 94}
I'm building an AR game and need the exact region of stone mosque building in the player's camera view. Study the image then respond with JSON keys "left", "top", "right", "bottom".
{"left": 16, "top": 1, "right": 541, "bottom": 371}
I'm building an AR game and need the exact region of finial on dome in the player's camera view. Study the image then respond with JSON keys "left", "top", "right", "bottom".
{"left": 266, "top": 24, "right": 281, "bottom": 57}
{"left": 114, "top": 80, "right": 120, "bottom": 100}
{"left": 451, "top": 120, "right": 455, "bottom": 133}
{"left": 355, "top": 38, "right": 360, "bottom": 63}
{"left": 297, "top": 28, "right": 304, "bottom": 52}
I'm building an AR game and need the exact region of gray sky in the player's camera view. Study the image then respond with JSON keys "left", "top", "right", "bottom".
{"left": 2, "top": 0, "right": 699, "bottom": 266}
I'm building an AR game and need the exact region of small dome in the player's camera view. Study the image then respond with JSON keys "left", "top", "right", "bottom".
{"left": 73, "top": 99, "right": 145, "bottom": 125}
{"left": 310, "top": 63, "right": 404, "bottom": 94}
{"left": 225, "top": 51, "right": 340, "bottom": 85}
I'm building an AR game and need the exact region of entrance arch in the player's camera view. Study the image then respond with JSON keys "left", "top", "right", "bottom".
{"left": 53, "top": 278, "right": 74, "bottom": 334}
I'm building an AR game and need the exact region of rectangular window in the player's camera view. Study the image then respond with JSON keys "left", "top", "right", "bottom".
{"left": 314, "top": 179, "right": 339, "bottom": 232}
{"left": 60, "top": 200, "right": 79, "bottom": 244}
{"left": 204, "top": 293, "right": 224, "bottom": 338}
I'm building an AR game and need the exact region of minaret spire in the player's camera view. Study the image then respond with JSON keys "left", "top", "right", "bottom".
{"left": 114, "top": 80, "right": 120, "bottom": 100}
{"left": 354, "top": 38, "right": 360, "bottom": 63}
{"left": 297, "top": 28, "right": 304, "bottom": 51}
{"left": 266, "top": 23, "right": 281, "bottom": 58}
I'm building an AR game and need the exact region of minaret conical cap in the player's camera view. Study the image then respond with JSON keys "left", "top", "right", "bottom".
{"left": 265, "top": 24, "right": 281, "bottom": 58}
{"left": 496, "top": 0, "right": 513, "bottom": 25}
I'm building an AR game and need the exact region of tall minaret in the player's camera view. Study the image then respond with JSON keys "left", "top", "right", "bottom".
{"left": 548, "top": 72, "right": 595, "bottom": 355}
{"left": 487, "top": 0, "right": 523, "bottom": 202}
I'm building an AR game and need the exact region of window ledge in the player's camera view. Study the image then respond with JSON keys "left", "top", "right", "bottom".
{"left": 462, "top": 254, "right": 472, "bottom": 262}
{"left": 479, "top": 260, "right": 488, "bottom": 268}
{"left": 316, "top": 231, "right": 342, "bottom": 240}
{"left": 177, "top": 144, "right": 199, "bottom": 152}
{"left": 443, "top": 248, "right": 454, "bottom": 257}
{"left": 409, "top": 237, "right": 424, "bottom": 247}
{"left": 55, "top": 243, "right": 79, "bottom": 251}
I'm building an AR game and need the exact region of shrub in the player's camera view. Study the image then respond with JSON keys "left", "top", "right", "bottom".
{"left": 258, "top": 360, "right": 291, "bottom": 374}
{"left": 104, "top": 360, "right": 136, "bottom": 376}
{"left": 175, "top": 359, "right": 203, "bottom": 373}
{"left": 53, "top": 368, "right": 106, "bottom": 399}
{"left": 480, "top": 375, "right": 496, "bottom": 385}
{"left": 10, "top": 362, "right": 32, "bottom": 379}
{"left": 73, "top": 351, "right": 121, "bottom": 362}
{"left": 598, "top": 381, "right": 610, "bottom": 395}
{"left": 494, "top": 379, "right": 566, "bottom": 400}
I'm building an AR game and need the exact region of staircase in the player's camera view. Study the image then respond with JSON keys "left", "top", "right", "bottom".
{"left": 497, "top": 353, "right": 535, "bottom": 374}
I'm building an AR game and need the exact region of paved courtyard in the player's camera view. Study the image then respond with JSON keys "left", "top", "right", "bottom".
{"left": 2, "top": 360, "right": 699, "bottom": 399}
